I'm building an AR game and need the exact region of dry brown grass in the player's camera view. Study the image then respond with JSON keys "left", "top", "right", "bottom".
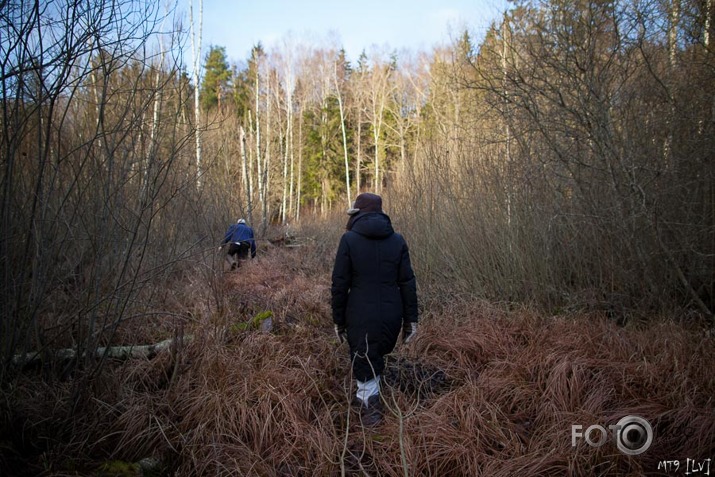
{"left": 1, "top": 230, "right": 713, "bottom": 476}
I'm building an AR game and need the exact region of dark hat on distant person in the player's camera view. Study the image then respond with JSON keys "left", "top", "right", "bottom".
{"left": 347, "top": 192, "right": 383, "bottom": 216}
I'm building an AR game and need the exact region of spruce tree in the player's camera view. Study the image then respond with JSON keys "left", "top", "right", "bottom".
{"left": 200, "top": 45, "right": 231, "bottom": 111}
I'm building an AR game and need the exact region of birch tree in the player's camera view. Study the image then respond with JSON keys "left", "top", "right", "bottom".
{"left": 352, "top": 51, "right": 370, "bottom": 195}
{"left": 0, "top": 0, "right": 195, "bottom": 386}
{"left": 384, "top": 50, "right": 422, "bottom": 174}
{"left": 189, "top": 0, "right": 203, "bottom": 189}
{"left": 333, "top": 49, "right": 352, "bottom": 206}
{"left": 240, "top": 125, "right": 253, "bottom": 222}
{"left": 365, "top": 48, "right": 395, "bottom": 193}
{"left": 471, "top": 0, "right": 714, "bottom": 316}
{"left": 247, "top": 45, "right": 269, "bottom": 233}
{"left": 274, "top": 35, "right": 302, "bottom": 224}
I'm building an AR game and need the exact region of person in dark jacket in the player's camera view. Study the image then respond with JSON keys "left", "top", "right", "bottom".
{"left": 220, "top": 218, "right": 256, "bottom": 270}
{"left": 331, "top": 192, "right": 418, "bottom": 425}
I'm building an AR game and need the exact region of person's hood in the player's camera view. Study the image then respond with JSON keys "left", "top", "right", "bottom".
{"left": 349, "top": 212, "right": 394, "bottom": 239}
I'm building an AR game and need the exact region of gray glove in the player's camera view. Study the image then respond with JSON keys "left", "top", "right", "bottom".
{"left": 402, "top": 322, "right": 418, "bottom": 344}
{"left": 334, "top": 324, "right": 347, "bottom": 344}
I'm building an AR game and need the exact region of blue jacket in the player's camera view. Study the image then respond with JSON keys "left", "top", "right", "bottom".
{"left": 223, "top": 222, "right": 256, "bottom": 257}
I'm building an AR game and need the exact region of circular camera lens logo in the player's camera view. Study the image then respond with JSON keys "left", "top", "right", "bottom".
{"left": 616, "top": 415, "right": 653, "bottom": 455}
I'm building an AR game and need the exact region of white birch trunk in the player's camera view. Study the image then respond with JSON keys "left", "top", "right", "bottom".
{"left": 263, "top": 78, "right": 271, "bottom": 232}
{"left": 254, "top": 71, "right": 266, "bottom": 232}
{"left": 283, "top": 102, "right": 292, "bottom": 223}
{"left": 296, "top": 111, "right": 303, "bottom": 220}
{"left": 356, "top": 115, "right": 362, "bottom": 194}
{"left": 669, "top": 0, "right": 680, "bottom": 68}
{"left": 289, "top": 120, "right": 294, "bottom": 219}
{"left": 240, "top": 126, "right": 253, "bottom": 221}
{"left": 335, "top": 61, "right": 352, "bottom": 206}
{"left": 502, "top": 16, "right": 513, "bottom": 230}
{"left": 665, "top": 0, "right": 680, "bottom": 165}
{"left": 372, "top": 103, "right": 383, "bottom": 193}
{"left": 281, "top": 101, "right": 290, "bottom": 225}
{"left": 13, "top": 336, "right": 193, "bottom": 367}
{"left": 247, "top": 112, "right": 255, "bottom": 225}
{"left": 706, "top": 0, "right": 712, "bottom": 47}
{"left": 281, "top": 59, "right": 295, "bottom": 225}
{"left": 142, "top": 28, "right": 165, "bottom": 203}
{"left": 190, "top": 0, "right": 203, "bottom": 190}
{"left": 369, "top": 66, "right": 388, "bottom": 194}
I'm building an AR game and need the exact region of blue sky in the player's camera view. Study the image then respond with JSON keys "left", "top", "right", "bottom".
{"left": 196, "top": 0, "right": 508, "bottom": 65}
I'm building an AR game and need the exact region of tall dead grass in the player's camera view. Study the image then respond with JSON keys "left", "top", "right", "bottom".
{"left": 1, "top": 230, "right": 713, "bottom": 476}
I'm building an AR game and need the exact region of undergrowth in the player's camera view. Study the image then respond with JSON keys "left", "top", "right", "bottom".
{"left": 1, "top": 232, "right": 713, "bottom": 476}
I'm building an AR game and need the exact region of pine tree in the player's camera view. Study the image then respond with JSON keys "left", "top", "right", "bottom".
{"left": 200, "top": 45, "right": 231, "bottom": 111}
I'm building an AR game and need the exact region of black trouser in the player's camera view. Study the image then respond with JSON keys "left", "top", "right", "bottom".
{"left": 228, "top": 241, "right": 251, "bottom": 259}
{"left": 349, "top": 332, "right": 399, "bottom": 382}
{"left": 226, "top": 241, "right": 251, "bottom": 269}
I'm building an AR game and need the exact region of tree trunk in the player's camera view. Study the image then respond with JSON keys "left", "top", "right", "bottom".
{"left": 13, "top": 336, "right": 193, "bottom": 367}
{"left": 356, "top": 117, "right": 362, "bottom": 195}
{"left": 296, "top": 106, "right": 303, "bottom": 220}
{"left": 190, "top": 0, "right": 203, "bottom": 190}
{"left": 706, "top": 0, "right": 712, "bottom": 47}
{"left": 262, "top": 75, "right": 271, "bottom": 234}
{"left": 240, "top": 126, "right": 253, "bottom": 222}
{"left": 335, "top": 61, "right": 352, "bottom": 207}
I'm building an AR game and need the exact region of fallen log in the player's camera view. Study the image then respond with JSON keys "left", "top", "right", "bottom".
{"left": 11, "top": 336, "right": 193, "bottom": 368}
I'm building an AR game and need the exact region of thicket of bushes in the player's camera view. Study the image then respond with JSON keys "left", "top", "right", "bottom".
{"left": 1, "top": 239, "right": 712, "bottom": 475}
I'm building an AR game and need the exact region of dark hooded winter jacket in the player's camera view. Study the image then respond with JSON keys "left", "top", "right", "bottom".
{"left": 331, "top": 212, "right": 418, "bottom": 381}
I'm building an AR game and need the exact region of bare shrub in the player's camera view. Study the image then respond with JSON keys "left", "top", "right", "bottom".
{"left": 1, "top": 228, "right": 713, "bottom": 476}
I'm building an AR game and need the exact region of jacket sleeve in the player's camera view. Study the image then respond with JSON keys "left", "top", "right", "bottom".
{"left": 398, "top": 241, "right": 418, "bottom": 323}
{"left": 249, "top": 228, "right": 257, "bottom": 257}
{"left": 331, "top": 234, "right": 352, "bottom": 327}
{"left": 222, "top": 225, "right": 234, "bottom": 244}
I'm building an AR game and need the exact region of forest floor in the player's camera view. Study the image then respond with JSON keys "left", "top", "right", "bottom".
{"left": 2, "top": 235, "right": 714, "bottom": 476}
